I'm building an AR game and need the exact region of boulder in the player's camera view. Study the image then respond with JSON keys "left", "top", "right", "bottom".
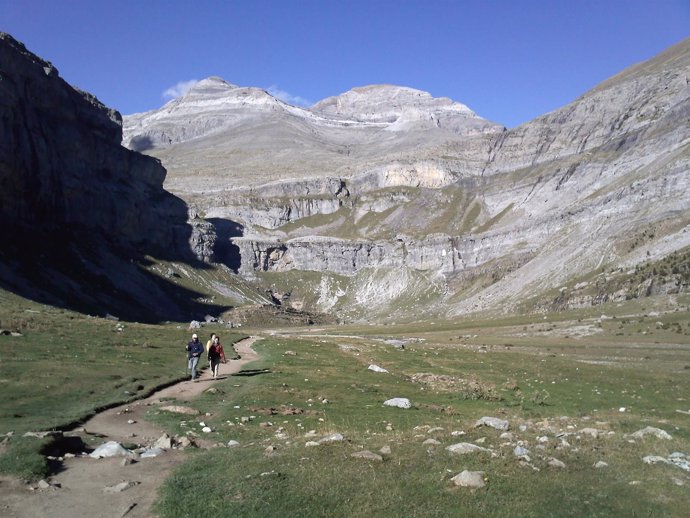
{"left": 446, "top": 443, "right": 490, "bottom": 455}
{"left": 474, "top": 416, "right": 509, "bottom": 431}
{"left": 451, "top": 470, "right": 486, "bottom": 488}
{"left": 383, "top": 398, "right": 411, "bottom": 409}
{"left": 628, "top": 427, "right": 672, "bottom": 440}
{"left": 351, "top": 450, "right": 383, "bottom": 462}
{"left": 89, "top": 441, "right": 133, "bottom": 459}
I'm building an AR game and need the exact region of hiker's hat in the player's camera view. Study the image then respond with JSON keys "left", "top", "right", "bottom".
{"left": 192, "top": 333, "right": 198, "bottom": 339}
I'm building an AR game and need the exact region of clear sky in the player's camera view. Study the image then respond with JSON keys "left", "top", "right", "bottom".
{"left": 3, "top": 0, "right": 689, "bottom": 127}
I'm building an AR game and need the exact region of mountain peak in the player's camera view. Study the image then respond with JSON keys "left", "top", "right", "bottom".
{"left": 310, "top": 84, "right": 479, "bottom": 125}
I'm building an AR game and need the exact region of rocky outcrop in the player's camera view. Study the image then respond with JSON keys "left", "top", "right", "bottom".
{"left": 118, "top": 36, "right": 690, "bottom": 318}
{"left": 0, "top": 32, "right": 189, "bottom": 256}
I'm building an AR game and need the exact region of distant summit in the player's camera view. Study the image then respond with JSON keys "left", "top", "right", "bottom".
{"left": 311, "top": 84, "right": 481, "bottom": 127}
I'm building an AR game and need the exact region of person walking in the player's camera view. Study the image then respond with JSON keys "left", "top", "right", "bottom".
{"left": 207, "top": 335, "right": 226, "bottom": 379}
{"left": 186, "top": 333, "right": 204, "bottom": 381}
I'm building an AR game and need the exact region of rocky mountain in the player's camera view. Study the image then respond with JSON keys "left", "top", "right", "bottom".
{"left": 121, "top": 37, "right": 690, "bottom": 321}
{"left": 0, "top": 33, "right": 257, "bottom": 321}
{"left": 122, "top": 78, "right": 503, "bottom": 192}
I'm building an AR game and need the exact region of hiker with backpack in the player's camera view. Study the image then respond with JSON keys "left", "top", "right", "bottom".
{"left": 185, "top": 333, "right": 204, "bottom": 381}
{"left": 208, "top": 335, "right": 226, "bottom": 379}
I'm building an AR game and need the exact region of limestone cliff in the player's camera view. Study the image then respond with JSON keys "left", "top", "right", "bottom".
{"left": 122, "top": 37, "right": 690, "bottom": 320}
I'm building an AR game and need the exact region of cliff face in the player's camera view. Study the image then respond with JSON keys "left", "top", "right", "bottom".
{"left": 123, "top": 37, "right": 690, "bottom": 319}
{"left": 0, "top": 33, "right": 225, "bottom": 320}
{"left": 0, "top": 33, "right": 188, "bottom": 255}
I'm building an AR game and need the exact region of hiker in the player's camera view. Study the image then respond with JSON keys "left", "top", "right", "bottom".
{"left": 185, "top": 333, "right": 204, "bottom": 381}
{"left": 205, "top": 333, "right": 217, "bottom": 357}
{"left": 208, "top": 335, "right": 226, "bottom": 379}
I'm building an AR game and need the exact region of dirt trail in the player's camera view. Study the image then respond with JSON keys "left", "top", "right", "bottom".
{"left": 0, "top": 336, "right": 262, "bottom": 518}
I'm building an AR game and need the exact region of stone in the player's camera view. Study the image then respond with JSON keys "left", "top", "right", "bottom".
{"left": 37, "top": 480, "right": 51, "bottom": 490}
{"left": 89, "top": 441, "right": 133, "bottom": 459}
{"left": 423, "top": 438, "right": 441, "bottom": 446}
{"left": 642, "top": 455, "right": 670, "bottom": 465}
{"left": 548, "top": 458, "right": 566, "bottom": 468}
{"left": 202, "top": 426, "right": 212, "bottom": 433}
{"left": 227, "top": 440, "right": 240, "bottom": 448}
{"left": 160, "top": 405, "right": 199, "bottom": 415}
{"left": 318, "top": 433, "right": 345, "bottom": 444}
{"left": 579, "top": 428, "right": 602, "bottom": 439}
{"left": 628, "top": 427, "right": 672, "bottom": 440}
{"left": 451, "top": 470, "right": 486, "bottom": 488}
{"left": 103, "top": 481, "right": 140, "bottom": 493}
{"left": 351, "top": 450, "right": 383, "bottom": 462}
{"left": 368, "top": 364, "right": 389, "bottom": 373}
{"left": 153, "top": 434, "right": 172, "bottom": 449}
{"left": 446, "top": 443, "right": 490, "bottom": 455}
{"left": 513, "top": 445, "right": 530, "bottom": 457}
{"left": 594, "top": 461, "right": 609, "bottom": 468}
{"left": 474, "top": 416, "right": 509, "bottom": 431}
{"left": 140, "top": 447, "right": 165, "bottom": 458}
{"left": 383, "top": 398, "right": 411, "bottom": 409}
{"left": 379, "top": 445, "right": 392, "bottom": 455}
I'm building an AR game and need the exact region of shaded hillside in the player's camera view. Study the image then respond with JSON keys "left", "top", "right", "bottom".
{"left": 0, "top": 33, "right": 255, "bottom": 321}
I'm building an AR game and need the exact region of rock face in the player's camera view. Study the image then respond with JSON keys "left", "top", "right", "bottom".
{"left": 0, "top": 33, "right": 188, "bottom": 253}
{"left": 0, "top": 33, "right": 223, "bottom": 321}
{"left": 122, "top": 37, "right": 690, "bottom": 320}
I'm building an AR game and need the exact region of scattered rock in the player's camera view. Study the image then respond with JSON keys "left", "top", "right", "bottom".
{"left": 643, "top": 455, "right": 670, "bottom": 465}
{"left": 594, "top": 461, "right": 609, "bottom": 468}
{"left": 227, "top": 440, "right": 240, "bottom": 448}
{"left": 423, "top": 438, "right": 441, "bottom": 446}
{"left": 89, "top": 441, "right": 133, "bottom": 459}
{"left": 318, "top": 433, "right": 345, "bottom": 444}
{"left": 140, "top": 447, "right": 165, "bottom": 458}
{"left": 351, "top": 450, "right": 383, "bottom": 462}
{"left": 579, "top": 428, "right": 602, "bottom": 439}
{"left": 379, "top": 445, "right": 392, "bottom": 455}
{"left": 368, "top": 364, "right": 389, "bottom": 373}
{"left": 383, "top": 398, "right": 411, "bottom": 409}
{"left": 548, "top": 458, "right": 566, "bottom": 469}
{"left": 446, "top": 443, "right": 491, "bottom": 455}
{"left": 513, "top": 445, "right": 530, "bottom": 457}
{"left": 283, "top": 350, "right": 297, "bottom": 356}
{"left": 189, "top": 320, "right": 202, "bottom": 330}
{"left": 160, "top": 405, "right": 199, "bottom": 415}
{"left": 202, "top": 426, "right": 212, "bottom": 433}
{"left": 103, "top": 481, "right": 140, "bottom": 494}
{"left": 37, "top": 480, "right": 52, "bottom": 490}
{"left": 474, "top": 416, "right": 509, "bottom": 431}
{"left": 451, "top": 470, "right": 486, "bottom": 488}
{"left": 153, "top": 434, "right": 172, "bottom": 450}
{"left": 628, "top": 427, "right": 672, "bottom": 440}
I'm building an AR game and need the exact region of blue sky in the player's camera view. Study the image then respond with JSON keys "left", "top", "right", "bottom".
{"left": 3, "top": 0, "right": 689, "bottom": 127}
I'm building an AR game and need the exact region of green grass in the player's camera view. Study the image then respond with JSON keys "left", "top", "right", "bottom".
{"left": 0, "top": 290, "right": 246, "bottom": 479}
{"left": 1, "top": 288, "right": 689, "bottom": 515}
{"left": 152, "top": 308, "right": 690, "bottom": 517}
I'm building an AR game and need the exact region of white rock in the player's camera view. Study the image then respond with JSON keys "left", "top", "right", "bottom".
{"left": 140, "top": 447, "right": 165, "bottom": 458}
{"left": 548, "top": 458, "right": 566, "bottom": 468}
{"left": 446, "top": 442, "right": 490, "bottom": 455}
{"left": 594, "top": 461, "right": 609, "bottom": 468}
{"left": 89, "top": 441, "right": 132, "bottom": 459}
{"left": 383, "top": 398, "right": 411, "bottom": 409}
{"left": 154, "top": 434, "right": 172, "bottom": 449}
{"left": 513, "top": 445, "right": 530, "bottom": 457}
{"left": 368, "top": 364, "right": 389, "bottom": 373}
{"left": 643, "top": 455, "right": 671, "bottom": 465}
{"left": 202, "top": 426, "right": 212, "bottom": 433}
{"left": 351, "top": 450, "right": 383, "bottom": 461}
{"left": 305, "top": 441, "right": 320, "bottom": 447}
{"left": 579, "top": 428, "right": 601, "bottom": 439}
{"left": 103, "top": 481, "right": 139, "bottom": 493}
{"left": 474, "top": 416, "right": 509, "bottom": 431}
{"left": 379, "top": 445, "right": 392, "bottom": 455}
{"left": 227, "top": 440, "right": 240, "bottom": 448}
{"left": 451, "top": 470, "right": 486, "bottom": 488}
{"left": 318, "top": 433, "right": 345, "bottom": 444}
{"left": 629, "top": 427, "right": 672, "bottom": 440}
{"left": 423, "top": 438, "right": 441, "bottom": 446}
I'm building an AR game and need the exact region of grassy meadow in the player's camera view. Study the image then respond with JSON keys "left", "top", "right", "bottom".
{"left": 1, "top": 288, "right": 689, "bottom": 516}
